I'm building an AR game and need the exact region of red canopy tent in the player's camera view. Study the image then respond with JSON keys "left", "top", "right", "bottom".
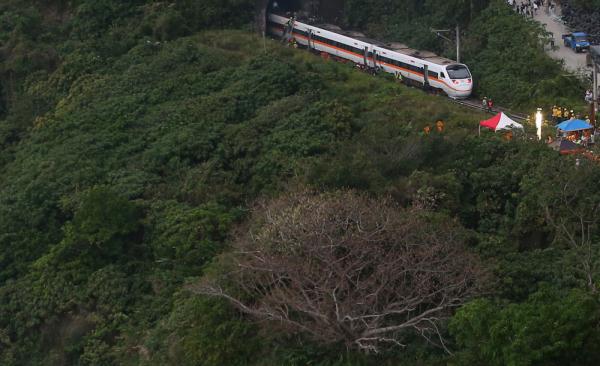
{"left": 479, "top": 112, "right": 524, "bottom": 135}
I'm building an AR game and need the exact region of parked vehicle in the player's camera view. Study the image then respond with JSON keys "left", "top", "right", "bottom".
{"left": 562, "top": 32, "right": 591, "bottom": 53}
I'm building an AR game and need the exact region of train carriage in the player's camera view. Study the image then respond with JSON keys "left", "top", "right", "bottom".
{"left": 267, "top": 13, "right": 473, "bottom": 99}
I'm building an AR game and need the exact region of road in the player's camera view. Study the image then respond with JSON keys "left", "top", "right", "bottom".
{"left": 515, "top": 1, "right": 590, "bottom": 75}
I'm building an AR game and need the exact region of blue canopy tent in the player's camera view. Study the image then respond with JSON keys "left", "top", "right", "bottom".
{"left": 556, "top": 119, "right": 593, "bottom": 131}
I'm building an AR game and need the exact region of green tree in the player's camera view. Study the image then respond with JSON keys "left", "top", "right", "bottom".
{"left": 450, "top": 287, "right": 600, "bottom": 366}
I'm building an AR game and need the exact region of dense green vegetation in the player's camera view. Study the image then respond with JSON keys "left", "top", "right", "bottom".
{"left": 1, "top": 0, "right": 599, "bottom": 365}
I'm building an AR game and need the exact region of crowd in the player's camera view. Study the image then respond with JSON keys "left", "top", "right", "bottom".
{"left": 507, "top": 0, "right": 557, "bottom": 18}
{"left": 549, "top": 90, "right": 598, "bottom": 146}
{"left": 550, "top": 105, "right": 591, "bottom": 124}
{"left": 552, "top": 124, "right": 597, "bottom": 146}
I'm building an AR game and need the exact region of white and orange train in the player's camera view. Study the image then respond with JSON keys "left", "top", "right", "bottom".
{"left": 267, "top": 13, "right": 473, "bottom": 98}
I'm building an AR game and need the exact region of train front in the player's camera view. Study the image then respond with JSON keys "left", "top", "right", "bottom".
{"left": 444, "top": 64, "right": 473, "bottom": 99}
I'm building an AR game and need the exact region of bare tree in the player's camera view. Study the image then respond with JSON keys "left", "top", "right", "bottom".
{"left": 191, "top": 190, "right": 487, "bottom": 353}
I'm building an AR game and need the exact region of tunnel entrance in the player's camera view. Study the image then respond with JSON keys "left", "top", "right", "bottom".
{"left": 271, "top": 0, "right": 303, "bottom": 13}
{"left": 257, "top": 0, "right": 347, "bottom": 34}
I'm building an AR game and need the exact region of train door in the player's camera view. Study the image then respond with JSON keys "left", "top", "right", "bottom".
{"left": 366, "top": 46, "right": 374, "bottom": 68}
{"left": 437, "top": 69, "right": 449, "bottom": 94}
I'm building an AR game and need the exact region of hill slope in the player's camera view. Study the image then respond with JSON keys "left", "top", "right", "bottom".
{"left": 2, "top": 1, "right": 600, "bottom": 365}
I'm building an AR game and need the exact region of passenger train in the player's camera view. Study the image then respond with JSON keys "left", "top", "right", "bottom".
{"left": 267, "top": 13, "right": 473, "bottom": 98}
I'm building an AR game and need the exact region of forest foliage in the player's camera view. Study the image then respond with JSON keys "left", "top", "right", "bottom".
{"left": 0, "top": 0, "right": 599, "bottom": 365}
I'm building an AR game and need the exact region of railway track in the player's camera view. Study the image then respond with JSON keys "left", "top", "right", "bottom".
{"left": 285, "top": 37, "right": 531, "bottom": 123}
{"left": 450, "top": 97, "right": 529, "bottom": 122}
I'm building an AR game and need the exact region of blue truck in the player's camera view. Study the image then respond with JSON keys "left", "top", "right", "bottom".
{"left": 562, "top": 32, "right": 591, "bottom": 53}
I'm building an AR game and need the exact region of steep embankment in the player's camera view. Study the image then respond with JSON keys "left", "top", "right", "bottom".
{"left": 3, "top": 2, "right": 600, "bottom": 366}
{"left": 0, "top": 25, "right": 490, "bottom": 365}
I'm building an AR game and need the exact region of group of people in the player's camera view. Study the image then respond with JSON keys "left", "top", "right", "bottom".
{"left": 550, "top": 105, "right": 591, "bottom": 124}
{"left": 481, "top": 97, "right": 494, "bottom": 113}
{"left": 562, "top": 129, "right": 596, "bottom": 145}
{"left": 423, "top": 120, "right": 445, "bottom": 135}
{"left": 551, "top": 99, "right": 597, "bottom": 146}
{"left": 508, "top": 0, "right": 556, "bottom": 18}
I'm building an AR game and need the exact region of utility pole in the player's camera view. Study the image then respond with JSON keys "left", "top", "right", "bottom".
{"left": 591, "top": 46, "right": 600, "bottom": 126}
{"left": 456, "top": 24, "right": 460, "bottom": 63}
{"left": 593, "top": 64, "right": 597, "bottom": 125}
{"left": 431, "top": 25, "right": 461, "bottom": 63}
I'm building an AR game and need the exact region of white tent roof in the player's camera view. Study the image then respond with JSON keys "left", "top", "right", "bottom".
{"left": 480, "top": 112, "right": 524, "bottom": 132}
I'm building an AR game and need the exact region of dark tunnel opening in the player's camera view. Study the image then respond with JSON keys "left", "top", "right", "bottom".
{"left": 269, "top": 0, "right": 303, "bottom": 13}
{"left": 258, "top": 0, "right": 346, "bottom": 33}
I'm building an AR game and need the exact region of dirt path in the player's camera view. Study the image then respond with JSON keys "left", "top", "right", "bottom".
{"left": 516, "top": 1, "right": 590, "bottom": 75}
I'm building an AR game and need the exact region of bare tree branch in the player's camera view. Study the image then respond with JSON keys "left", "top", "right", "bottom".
{"left": 190, "top": 189, "right": 488, "bottom": 353}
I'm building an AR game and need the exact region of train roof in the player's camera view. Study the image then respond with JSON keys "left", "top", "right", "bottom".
{"left": 327, "top": 30, "right": 457, "bottom": 65}
{"left": 378, "top": 43, "right": 455, "bottom": 64}
{"left": 269, "top": 12, "right": 456, "bottom": 65}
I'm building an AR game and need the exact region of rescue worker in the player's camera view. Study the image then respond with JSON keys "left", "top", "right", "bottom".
{"left": 552, "top": 105, "right": 558, "bottom": 124}
{"left": 562, "top": 107, "right": 569, "bottom": 121}
{"left": 585, "top": 90, "right": 593, "bottom": 104}
{"left": 436, "top": 120, "right": 445, "bottom": 132}
{"left": 570, "top": 110, "right": 575, "bottom": 120}
{"left": 423, "top": 125, "right": 432, "bottom": 135}
{"left": 482, "top": 97, "right": 488, "bottom": 110}
{"left": 585, "top": 115, "right": 591, "bottom": 124}
{"left": 584, "top": 130, "right": 592, "bottom": 146}
{"left": 487, "top": 98, "right": 494, "bottom": 113}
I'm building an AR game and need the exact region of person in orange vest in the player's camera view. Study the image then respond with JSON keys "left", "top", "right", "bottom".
{"left": 436, "top": 120, "right": 445, "bottom": 132}
{"left": 552, "top": 105, "right": 561, "bottom": 124}
{"left": 423, "top": 125, "right": 432, "bottom": 135}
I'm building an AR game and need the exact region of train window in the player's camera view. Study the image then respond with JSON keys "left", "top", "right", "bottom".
{"left": 446, "top": 65, "right": 471, "bottom": 79}
{"left": 440, "top": 72, "right": 446, "bottom": 78}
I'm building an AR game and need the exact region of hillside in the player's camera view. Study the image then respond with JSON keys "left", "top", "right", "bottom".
{"left": 1, "top": 1, "right": 600, "bottom": 365}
